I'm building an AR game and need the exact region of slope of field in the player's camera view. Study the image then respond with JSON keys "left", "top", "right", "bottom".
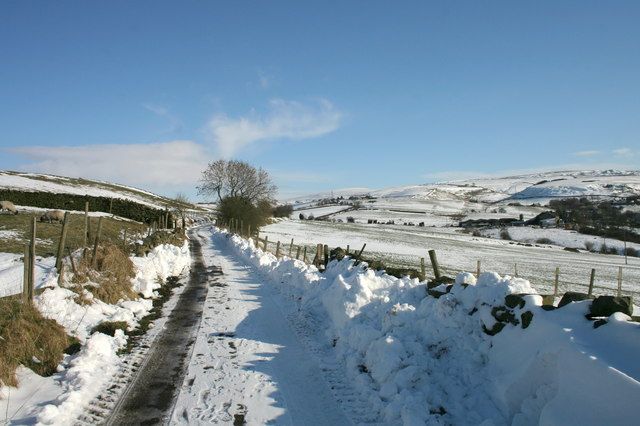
{"left": 0, "top": 171, "right": 197, "bottom": 210}
{"left": 286, "top": 170, "right": 640, "bottom": 229}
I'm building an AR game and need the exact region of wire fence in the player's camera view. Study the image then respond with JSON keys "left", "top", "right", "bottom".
{"left": 227, "top": 226, "right": 638, "bottom": 300}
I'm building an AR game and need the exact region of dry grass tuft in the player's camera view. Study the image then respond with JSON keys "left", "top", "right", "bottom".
{"left": 73, "top": 244, "right": 137, "bottom": 305}
{"left": 0, "top": 297, "right": 71, "bottom": 387}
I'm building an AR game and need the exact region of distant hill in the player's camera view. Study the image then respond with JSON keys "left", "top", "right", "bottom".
{"left": 0, "top": 170, "right": 201, "bottom": 211}
{"left": 290, "top": 170, "right": 640, "bottom": 205}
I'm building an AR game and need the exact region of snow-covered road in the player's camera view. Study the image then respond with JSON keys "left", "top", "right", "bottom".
{"left": 171, "top": 227, "right": 353, "bottom": 425}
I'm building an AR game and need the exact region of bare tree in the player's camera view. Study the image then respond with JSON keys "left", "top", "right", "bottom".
{"left": 197, "top": 160, "right": 277, "bottom": 204}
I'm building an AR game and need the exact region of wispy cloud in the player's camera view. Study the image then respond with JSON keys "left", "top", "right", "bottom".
{"left": 10, "top": 140, "right": 207, "bottom": 188}
{"left": 142, "top": 103, "right": 182, "bottom": 134}
{"left": 258, "top": 70, "right": 272, "bottom": 89}
{"left": 613, "top": 147, "right": 634, "bottom": 157}
{"left": 573, "top": 150, "right": 601, "bottom": 158}
{"left": 206, "top": 98, "right": 343, "bottom": 158}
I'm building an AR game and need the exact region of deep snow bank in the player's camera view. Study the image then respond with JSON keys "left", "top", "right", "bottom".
{"left": 0, "top": 241, "right": 191, "bottom": 424}
{"left": 220, "top": 229, "right": 640, "bottom": 425}
{"left": 36, "top": 241, "right": 190, "bottom": 341}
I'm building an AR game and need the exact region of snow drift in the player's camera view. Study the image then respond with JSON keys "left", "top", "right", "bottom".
{"left": 220, "top": 229, "right": 640, "bottom": 425}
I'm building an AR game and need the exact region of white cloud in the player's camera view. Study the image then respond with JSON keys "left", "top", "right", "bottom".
{"left": 10, "top": 140, "right": 208, "bottom": 188}
{"left": 573, "top": 150, "right": 601, "bottom": 157}
{"left": 206, "top": 99, "right": 343, "bottom": 158}
{"left": 613, "top": 147, "right": 634, "bottom": 157}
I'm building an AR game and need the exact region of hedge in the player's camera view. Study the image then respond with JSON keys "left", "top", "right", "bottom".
{"left": 0, "top": 189, "right": 174, "bottom": 224}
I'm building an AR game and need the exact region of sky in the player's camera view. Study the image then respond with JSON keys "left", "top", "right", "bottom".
{"left": 1, "top": 1, "right": 639, "bottom": 200}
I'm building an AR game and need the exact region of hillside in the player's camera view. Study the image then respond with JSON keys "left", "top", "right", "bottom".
{"left": 0, "top": 170, "right": 199, "bottom": 211}
{"left": 289, "top": 170, "right": 640, "bottom": 204}
{"left": 285, "top": 169, "right": 640, "bottom": 228}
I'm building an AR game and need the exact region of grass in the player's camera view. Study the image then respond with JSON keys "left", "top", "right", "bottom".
{"left": 73, "top": 244, "right": 137, "bottom": 305}
{"left": 0, "top": 212, "right": 148, "bottom": 257}
{"left": 0, "top": 297, "right": 72, "bottom": 387}
{"left": 91, "top": 321, "right": 129, "bottom": 336}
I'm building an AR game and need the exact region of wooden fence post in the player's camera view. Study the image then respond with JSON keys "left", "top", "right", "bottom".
{"left": 55, "top": 212, "right": 70, "bottom": 273}
{"left": 353, "top": 243, "right": 366, "bottom": 266}
{"left": 476, "top": 260, "right": 481, "bottom": 278}
{"left": 23, "top": 244, "right": 30, "bottom": 302}
{"left": 264, "top": 236, "right": 268, "bottom": 251}
{"left": 303, "top": 246, "right": 308, "bottom": 263}
{"left": 296, "top": 246, "right": 301, "bottom": 260}
{"left": 428, "top": 249, "right": 441, "bottom": 281}
{"left": 57, "top": 264, "right": 65, "bottom": 286}
{"left": 588, "top": 268, "right": 596, "bottom": 296}
{"left": 313, "top": 244, "right": 322, "bottom": 267}
{"left": 324, "top": 244, "right": 329, "bottom": 266}
{"left": 289, "top": 238, "right": 294, "bottom": 257}
{"left": 554, "top": 266, "right": 559, "bottom": 296}
{"left": 346, "top": 245, "right": 350, "bottom": 254}
{"left": 420, "top": 257, "right": 426, "bottom": 281}
{"left": 276, "top": 241, "right": 281, "bottom": 258}
{"left": 617, "top": 266, "right": 622, "bottom": 297}
{"left": 514, "top": 263, "right": 518, "bottom": 277}
{"left": 67, "top": 247, "right": 77, "bottom": 275}
{"left": 91, "top": 217, "right": 103, "bottom": 268}
{"left": 29, "top": 217, "right": 36, "bottom": 301}
{"left": 84, "top": 201, "right": 90, "bottom": 247}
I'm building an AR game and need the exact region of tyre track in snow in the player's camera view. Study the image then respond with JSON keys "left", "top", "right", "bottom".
{"left": 105, "top": 228, "right": 210, "bottom": 425}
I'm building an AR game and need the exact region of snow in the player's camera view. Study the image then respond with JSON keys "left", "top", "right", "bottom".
{"left": 480, "top": 226, "right": 640, "bottom": 254}
{"left": 215, "top": 228, "right": 640, "bottom": 425}
{"left": 36, "top": 331, "right": 127, "bottom": 425}
{"left": 131, "top": 241, "right": 191, "bottom": 298}
{"left": 260, "top": 219, "right": 640, "bottom": 297}
{"left": 35, "top": 287, "right": 153, "bottom": 343}
{"left": 0, "top": 241, "right": 191, "bottom": 423}
{"left": 0, "top": 253, "right": 58, "bottom": 298}
{"left": 0, "top": 171, "right": 171, "bottom": 209}
{"left": 173, "top": 227, "right": 350, "bottom": 425}
{"left": 293, "top": 205, "right": 352, "bottom": 218}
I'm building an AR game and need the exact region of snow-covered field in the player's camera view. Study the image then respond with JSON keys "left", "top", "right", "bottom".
{"left": 188, "top": 228, "right": 640, "bottom": 425}
{"left": 293, "top": 204, "right": 352, "bottom": 218}
{"left": 260, "top": 220, "right": 640, "bottom": 297}
{"left": 0, "top": 171, "right": 189, "bottom": 210}
{"left": 0, "top": 242, "right": 191, "bottom": 424}
{"left": 480, "top": 226, "right": 640, "bottom": 254}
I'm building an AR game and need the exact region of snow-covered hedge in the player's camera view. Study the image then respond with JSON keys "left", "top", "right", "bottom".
{"left": 222, "top": 230, "right": 640, "bottom": 425}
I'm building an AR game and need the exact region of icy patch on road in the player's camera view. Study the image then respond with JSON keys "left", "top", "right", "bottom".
{"left": 222, "top": 229, "right": 640, "bottom": 425}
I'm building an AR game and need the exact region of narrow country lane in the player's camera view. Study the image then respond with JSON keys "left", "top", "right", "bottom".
{"left": 171, "top": 227, "right": 352, "bottom": 425}
{"left": 106, "top": 227, "right": 210, "bottom": 425}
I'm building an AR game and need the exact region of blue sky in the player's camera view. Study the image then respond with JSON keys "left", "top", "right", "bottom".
{"left": 1, "top": 1, "right": 639, "bottom": 200}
